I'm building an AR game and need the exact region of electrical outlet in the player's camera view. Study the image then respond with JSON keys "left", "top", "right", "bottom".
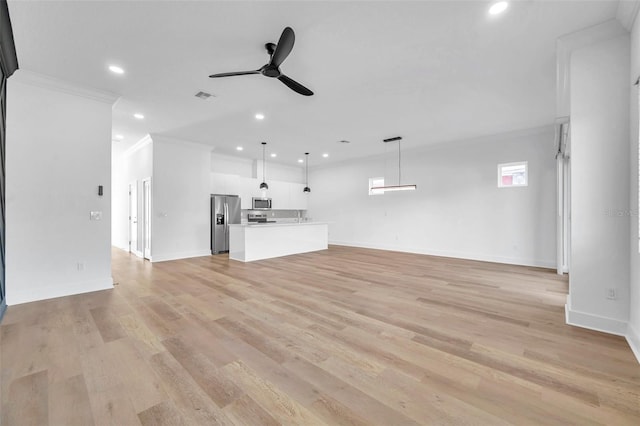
{"left": 77, "top": 262, "right": 84, "bottom": 271}
{"left": 607, "top": 288, "right": 617, "bottom": 300}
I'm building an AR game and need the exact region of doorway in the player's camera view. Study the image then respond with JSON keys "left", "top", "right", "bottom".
{"left": 128, "top": 181, "right": 140, "bottom": 256}
{"left": 556, "top": 119, "right": 571, "bottom": 275}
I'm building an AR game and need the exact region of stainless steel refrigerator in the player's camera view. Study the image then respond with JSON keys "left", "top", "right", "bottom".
{"left": 211, "top": 194, "right": 241, "bottom": 254}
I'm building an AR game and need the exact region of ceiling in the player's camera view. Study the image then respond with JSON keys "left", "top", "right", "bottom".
{"left": 7, "top": 1, "right": 620, "bottom": 167}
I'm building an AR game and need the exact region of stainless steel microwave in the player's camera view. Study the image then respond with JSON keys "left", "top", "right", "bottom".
{"left": 252, "top": 197, "right": 272, "bottom": 210}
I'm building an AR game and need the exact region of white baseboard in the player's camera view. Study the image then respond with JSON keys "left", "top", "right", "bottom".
{"left": 564, "top": 304, "right": 628, "bottom": 336}
{"left": 627, "top": 322, "right": 640, "bottom": 364}
{"left": 329, "top": 240, "right": 555, "bottom": 269}
{"left": 8, "top": 277, "right": 114, "bottom": 306}
{"left": 151, "top": 250, "right": 211, "bottom": 263}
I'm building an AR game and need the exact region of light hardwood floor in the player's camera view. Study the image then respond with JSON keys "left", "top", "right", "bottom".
{"left": 1, "top": 246, "right": 639, "bottom": 425}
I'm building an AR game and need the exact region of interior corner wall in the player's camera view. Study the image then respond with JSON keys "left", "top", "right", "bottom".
{"left": 308, "top": 126, "right": 557, "bottom": 268}
{"left": 568, "top": 34, "right": 631, "bottom": 335}
{"left": 628, "top": 14, "right": 640, "bottom": 360}
{"left": 151, "top": 136, "right": 211, "bottom": 262}
{"left": 5, "top": 78, "right": 113, "bottom": 305}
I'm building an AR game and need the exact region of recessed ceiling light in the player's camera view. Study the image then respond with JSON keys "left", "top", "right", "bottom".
{"left": 255, "top": 113, "right": 265, "bottom": 120}
{"left": 322, "top": 153, "right": 329, "bottom": 158}
{"left": 109, "top": 65, "right": 124, "bottom": 74}
{"left": 270, "top": 153, "right": 277, "bottom": 158}
{"left": 236, "top": 146, "right": 243, "bottom": 151}
{"left": 298, "top": 159, "right": 304, "bottom": 163}
{"left": 488, "top": 1, "right": 508, "bottom": 15}
{"left": 133, "top": 113, "right": 144, "bottom": 119}
{"left": 114, "top": 134, "right": 124, "bottom": 140}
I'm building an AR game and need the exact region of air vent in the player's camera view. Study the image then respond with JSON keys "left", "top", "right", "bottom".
{"left": 195, "top": 91, "right": 214, "bottom": 100}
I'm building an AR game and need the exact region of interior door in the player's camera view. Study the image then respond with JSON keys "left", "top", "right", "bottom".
{"left": 129, "top": 181, "right": 138, "bottom": 255}
{"left": 142, "top": 178, "right": 151, "bottom": 259}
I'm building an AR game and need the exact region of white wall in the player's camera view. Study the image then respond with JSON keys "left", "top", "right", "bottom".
{"left": 568, "top": 34, "right": 631, "bottom": 335}
{"left": 308, "top": 126, "right": 556, "bottom": 267}
{"left": 5, "top": 72, "right": 115, "bottom": 304}
{"left": 628, "top": 11, "right": 640, "bottom": 360}
{"left": 111, "top": 141, "right": 129, "bottom": 250}
{"left": 111, "top": 137, "right": 153, "bottom": 252}
{"left": 211, "top": 152, "right": 253, "bottom": 177}
{"left": 152, "top": 135, "right": 212, "bottom": 262}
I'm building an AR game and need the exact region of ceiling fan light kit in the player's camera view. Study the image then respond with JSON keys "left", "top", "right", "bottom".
{"left": 370, "top": 136, "right": 417, "bottom": 193}
{"left": 209, "top": 27, "right": 314, "bottom": 96}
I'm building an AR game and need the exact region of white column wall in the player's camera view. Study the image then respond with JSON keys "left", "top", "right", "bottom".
{"left": 5, "top": 73, "right": 115, "bottom": 304}
{"left": 151, "top": 135, "right": 212, "bottom": 262}
{"left": 568, "top": 34, "right": 631, "bottom": 334}
{"left": 627, "top": 10, "right": 640, "bottom": 359}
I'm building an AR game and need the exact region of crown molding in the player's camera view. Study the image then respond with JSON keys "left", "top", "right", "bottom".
{"left": 149, "top": 133, "right": 214, "bottom": 152}
{"left": 617, "top": 0, "right": 640, "bottom": 31}
{"left": 10, "top": 69, "right": 120, "bottom": 105}
{"left": 123, "top": 134, "right": 152, "bottom": 157}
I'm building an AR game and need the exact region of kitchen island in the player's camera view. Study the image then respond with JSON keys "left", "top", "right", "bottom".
{"left": 229, "top": 222, "right": 328, "bottom": 262}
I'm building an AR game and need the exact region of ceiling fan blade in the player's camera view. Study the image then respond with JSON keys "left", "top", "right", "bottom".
{"left": 277, "top": 75, "right": 314, "bottom": 96}
{"left": 209, "top": 70, "right": 260, "bottom": 78}
{"left": 269, "top": 27, "right": 295, "bottom": 68}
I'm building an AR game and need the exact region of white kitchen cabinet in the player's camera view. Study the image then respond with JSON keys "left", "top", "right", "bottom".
{"left": 289, "top": 183, "right": 309, "bottom": 210}
{"left": 268, "top": 180, "right": 290, "bottom": 210}
{"left": 211, "top": 172, "right": 233, "bottom": 194}
{"left": 238, "top": 177, "right": 251, "bottom": 209}
{"left": 212, "top": 172, "right": 308, "bottom": 210}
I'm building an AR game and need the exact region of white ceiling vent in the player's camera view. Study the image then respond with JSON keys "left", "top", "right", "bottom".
{"left": 195, "top": 91, "right": 214, "bottom": 100}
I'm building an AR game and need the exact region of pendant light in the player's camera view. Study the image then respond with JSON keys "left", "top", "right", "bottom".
{"left": 303, "top": 152, "right": 311, "bottom": 193}
{"left": 370, "top": 136, "right": 417, "bottom": 192}
{"left": 259, "top": 142, "right": 269, "bottom": 190}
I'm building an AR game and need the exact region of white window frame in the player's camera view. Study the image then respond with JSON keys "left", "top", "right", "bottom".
{"left": 369, "top": 177, "right": 385, "bottom": 195}
{"left": 498, "top": 161, "right": 528, "bottom": 188}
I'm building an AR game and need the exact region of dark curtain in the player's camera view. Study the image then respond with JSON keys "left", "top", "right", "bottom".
{"left": 0, "top": 0, "right": 19, "bottom": 321}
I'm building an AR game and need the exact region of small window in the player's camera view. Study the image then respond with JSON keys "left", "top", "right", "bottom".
{"left": 498, "top": 162, "right": 528, "bottom": 188}
{"left": 369, "top": 177, "right": 385, "bottom": 195}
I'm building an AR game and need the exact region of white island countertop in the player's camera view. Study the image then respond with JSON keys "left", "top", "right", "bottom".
{"left": 229, "top": 222, "right": 328, "bottom": 262}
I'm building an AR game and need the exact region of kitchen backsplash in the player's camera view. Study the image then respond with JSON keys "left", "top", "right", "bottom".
{"left": 241, "top": 209, "right": 308, "bottom": 223}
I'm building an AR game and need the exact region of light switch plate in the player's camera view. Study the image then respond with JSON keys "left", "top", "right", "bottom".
{"left": 90, "top": 211, "right": 102, "bottom": 221}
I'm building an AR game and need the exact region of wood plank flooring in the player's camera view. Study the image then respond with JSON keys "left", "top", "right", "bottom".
{"left": 1, "top": 246, "right": 639, "bottom": 425}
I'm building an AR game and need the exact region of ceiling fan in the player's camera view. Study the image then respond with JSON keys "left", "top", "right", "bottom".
{"left": 208, "top": 27, "right": 314, "bottom": 96}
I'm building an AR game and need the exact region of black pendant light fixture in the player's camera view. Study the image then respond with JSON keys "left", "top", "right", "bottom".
{"left": 303, "top": 152, "right": 311, "bottom": 193}
{"left": 259, "top": 142, "right": 269, "bottom": 190}
{"left": 370, "top": 136, "right": 417, "bottom": 192}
